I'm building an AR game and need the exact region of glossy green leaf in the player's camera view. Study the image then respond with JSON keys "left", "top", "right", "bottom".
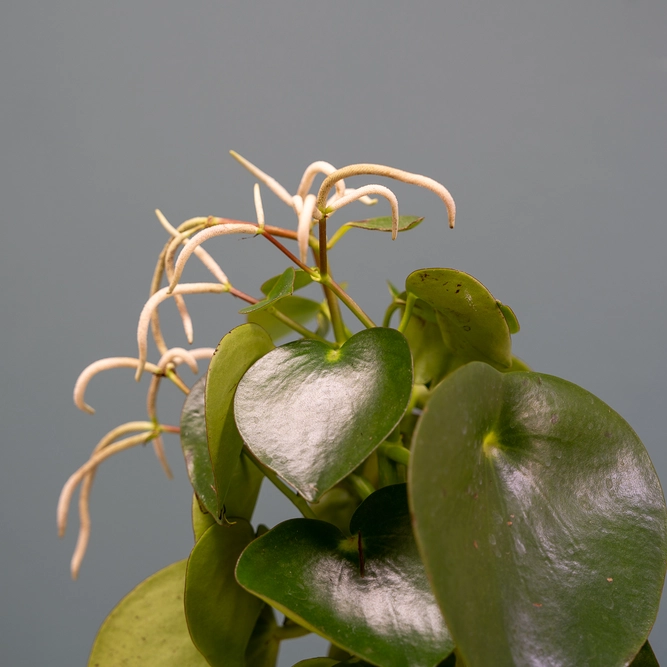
{"left": 191, "top": 493, "right": 216, "bottom": 542}
{"left": 185, "top": 521, "right": 264, "bottom": 667}
{"left": 234, "top": 328, "right": 413, "bottom": 502}
{"left": 405, "top": 268, "right": 512, "bottom": 370}
{"left": 239, "top": 267, "right": 296, "bottom": 314}
{"left": 247, "top": 295, "right": 323, "bottom": 341}
{"left": 410, "top": 362, "right": 667, "bottom": 667}
{"left": 181, "top": 376, "right": 218, "bottom": 517}
{"left": 261, "top": 269, "right": 313, "bottom": 295}
{"left": 630, "top": 642, "right": 660, "bottom": 666}
{"left": 88, "top": 561, "right": 207, "bottom": 666}
{"left": 206, "top": 323, "right": 274, "bottom": 515}
{"left": 236, "top": 484, "right": 454, "bottom": 667}
{"left": 245, "top": 604, "right": 280, "bottom": 667}
{"left": 343, "top": 215, "right": 424, "bottom": 233}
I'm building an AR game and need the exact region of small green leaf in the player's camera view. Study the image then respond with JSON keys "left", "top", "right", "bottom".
{"left": 496, "top": 300, "right": 520, "bottom": 334}
{"left": 88, "top": 561, "right": 207, "bottom": 666}
{"left": 185, "top": 521, "right": 264, "bottom": 667}
{"left": 234, "top": 328, "right": 413, "bottom": 502}
{"left": 344, "top": 215, "right": 424, "bottom": 233}
{"left": 406, "top": 268, "right": 512, "bottom": 370}
{"left": 410, "top": 362, "right": 667, "bottom": 667}
{"left": 180, "top": 376, "right": 218, "bottom": 517}
{"left": 248, "top": 296, "right": 322, "bottom": 341}
{"left": 239, "top": 267, "right": 296, "bottom": 314}
{"left": 206, "top": 323, "right": 274, "bottom": 515}
{"left": 237, "top": 484, "right": 454, "bottom": 667}
{"left": 261, "top": 269, "right": 314, "bottom": 295}
{"left": 292, "top": 660, "right": 339, "bottom": 667}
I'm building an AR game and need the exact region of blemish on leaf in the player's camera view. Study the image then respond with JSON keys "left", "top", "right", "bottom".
{"left": 473, "top": 540, "right": 479, "bottom": 549}
{"left": 607, "top": 577, "right": 613, "bottom": 583}
{"left": 533, "top": 603, "right": 542, "bottom": 608}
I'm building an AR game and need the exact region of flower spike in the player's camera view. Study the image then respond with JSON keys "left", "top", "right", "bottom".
{"left": 327, "top": 185, "right": 400, "bottom": 239}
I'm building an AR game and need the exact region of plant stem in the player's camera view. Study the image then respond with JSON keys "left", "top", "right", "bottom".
{"left": 378, "top": 443, "right": 411, "bottom": 467}
{"left": 397, "top": 292, "right": 417, "bottom": 334}
{"left": 382, "top": 300, "right": 403, "bottom": 328}
{"left": 244, "top": 447, "right": 318, "bottom": 520}
{"left": 262, "top": 230, "right": 317, "bottom": 276}
{"left": 347, "top": 473, "right": 375, "bottom": 500}
{"left": 274, "top": 620, "right": 311, "bottom": 641}
{"left": 322, "top": 276, "right": 376, "bottom": 329}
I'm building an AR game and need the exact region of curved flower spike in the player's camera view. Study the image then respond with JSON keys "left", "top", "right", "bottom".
{"left": 136, "top": 283, "right": 229, "bottom": 380}
{"left": 229, "top": 150, "right": 293, "bottom": 206}
{"left": 156, "top": 347, "right": 200, "bottom": 375}
{"left": 167, "top": 222, "right": 258, "bottom": 294}
{"left": 296, "top": 161, "right": 347, "bottom": 201}
{"left": 297, "top": 194, "right": 317, "bottom": 263}
{"left": 331, "top": 188, "right": 379, "bottom": 207}
{"left": 328, "top": 185, "right": 400, "bottom": 239}
{"left": 74, "top": 358, "right": 163, "bottom": 414}
{"left": 253, "top": 183, "right": 265, "bottom": 233}
{"left": 316, "top": 164, "right": 456, "bottom": 230}
{"left": 155, "top": 210, "right": 229, "bottom": 286}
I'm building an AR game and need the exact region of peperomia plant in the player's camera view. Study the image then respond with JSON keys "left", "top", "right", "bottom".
{"left": 58, "top": 153, "right": 667, "bottom": 667}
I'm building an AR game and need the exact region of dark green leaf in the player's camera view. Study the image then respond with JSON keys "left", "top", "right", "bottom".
{"left": 410, "top": 362, "right": 667, "bottom": 667}
{"left": 234, "top": 328, "right": 413, "bottom": 502}
{"left": 247, "top": 296, "right": 322, "bottom": 341}
{"left": 344, "top": 215, "right": 424, "bottom": 233}
{"left": 405, "top": 269, "right": 512, "bottom": 370}
{"left": 292, "top": 660, "right": 338, "bottom": 667}
{"left": 206, "top": 323, "right": 274, "bottom": 516}
{"left": 236, "top": 484, "right": 454, "bottom": 667}
{"left": 261, "top": 269, "right": 314, "bottom": 295}
{"left": 245, "top": 604, "right": 280, "bottom": 667}
{"left": 239, "top": 267, "right": 296, "bottom": 314}
{"left": 185, "top": 521, "right": 264, "bottom": 667}
{"left": 631, "top": 642, "right": 660, "bottom": 666}
{"left": 181, "top": 376, "right": 218, "bottom": 517}
{"left": 88, "top": 561, "right": 207, "bottom": 666}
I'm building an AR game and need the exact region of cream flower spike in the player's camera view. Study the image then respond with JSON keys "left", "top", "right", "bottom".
{"left": 167, "top": 222, "right": 257, "bottom": 294}
{"left": 296, "top": 161, "right": 347, "bottom": 202}
{"left": 316, "top": 164, "right": 456, "bottom": 230}
{"left": 136, "top": 282, "right": 229, "bottom": 380}
{"left": 297, "top": 194, "right": 317, "bottom": 263}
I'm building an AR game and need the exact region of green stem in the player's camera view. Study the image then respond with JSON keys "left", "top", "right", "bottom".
{"left": 397, "top": 292, "right": 417, "bottom": 334}
{"left": 327, "top": 224, "right": 351, "bottom": 249}
{"left": 244, "top": 447, "right": 318, "bottom": 520}
{"left": 322, "top": 276, "right": 376, "bottom": 329}
{"left": 382, "top": 300, "right": 403, "bottom": 328}
{"left": 378, "top": 443, "right": 411, "bottom": 467}
{"left": 262, "top": 230, "right": 318, "bottom": 276}
{"left": 347, "top": 473, "right": 375, "bottom": 500}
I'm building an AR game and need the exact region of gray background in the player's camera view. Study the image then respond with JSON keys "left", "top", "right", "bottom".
{"left": 2, "top": 1, "right": 667, "bottom": 665}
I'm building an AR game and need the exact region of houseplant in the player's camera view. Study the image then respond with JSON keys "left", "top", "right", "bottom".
{"left": 58, "top": 153, "right": 667, "bottom": 666}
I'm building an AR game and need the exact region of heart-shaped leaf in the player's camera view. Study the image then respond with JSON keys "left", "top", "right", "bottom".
{"left": 239, "top": 267, "right": 296, "bottom": 314}
{"left": 247, "top": 295, "right": 323, "bottom": 341}
{"left": 410, "top": 362, "right": 667, "bottom": 667}
{"left": 405, "top": 269, "right": 513, "bottom": 370}
{"left": 236, "top": 484, "right": 454, "bottom": 667}
{"left": 234, "top": 328, "right": 413, "bottom": 502}
{"left": 261, "top": 269, "right": 314, "bottom": 295}
{"left": 206, "top": 323, "right": 274, "bottom": 514}
{"left": 185, "top": 521, "right": 264, "bottom": 666}
{"left": 343, "top": 215, "right": 424, "bottom": 233}
{"left": 88, "top": 561, "right": 207, "bottom": 666}
{"left": 245, "top": 604, "right": 280, "bottom": 667}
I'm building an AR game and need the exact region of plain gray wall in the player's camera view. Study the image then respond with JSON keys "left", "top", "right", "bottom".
{"left": 2, "top": 2, "right": 666, "bottom": 664}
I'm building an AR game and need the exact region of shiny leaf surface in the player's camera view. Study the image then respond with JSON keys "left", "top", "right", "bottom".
{"left": 239, "top": 267, "right": 296, "bottom": 314}
{"left": 405, "top": 268, "right": 512, "bottom": 370}
{"left": 410, "top": 362, "right": 667, "bottom": 667}
{"left": 206, "top": 323, "right": 274, "bottom": 514}
{"left": 247, "top": 296, "right": 322, "bottom": 341}
{"left": 88, "top": 561, "right": 207, "bottom": 666}
{"left": 234, "top": 328, "right": 413, "bottom": 502}
{"left": 181, "top": 376, "right": 218, "bottom": 517}
{"left": 185, "top": 521, "right": 264, "bottom": 667}
{"left": 236, "top": 484, "right": 454, "bottom": 667}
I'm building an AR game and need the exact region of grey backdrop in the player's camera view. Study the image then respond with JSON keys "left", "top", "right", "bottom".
{"left": 2, "top": 2, "right": 667, "bottom": 665}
